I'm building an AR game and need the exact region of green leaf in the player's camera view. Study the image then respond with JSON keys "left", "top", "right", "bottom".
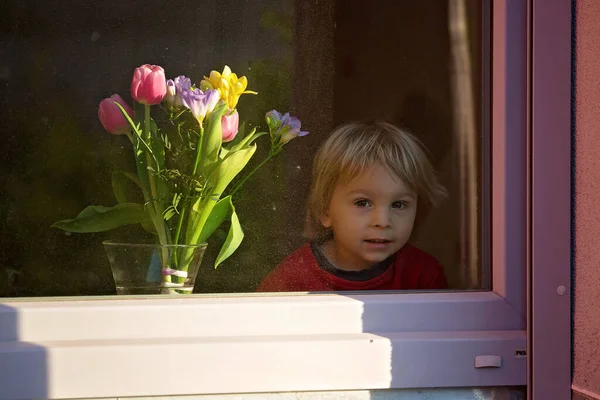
{"left": 162, "top": 206, "right": 177, "bottom": 221}
{"left": 111, "top": 171, "right": 142, "bottom": 204}
{"left": 200, "top": 102, "right": 228, "bottom": 169}
{"left": 214, "top": 205, "right": 244, "bottom": 268}
{"left": 115, "top": 102, "right": 142, "bottom": 136}
{"left": 141, "top": 201, "right": 158, "bottom": 234}
{"left": 244, "top": 130, "right": 268, "bottom": 147}
{"left": 207, "top": 144, "right": 257, "bottom": 196}
{"left": 219, "top": 146, "right": 230, "bottom": 159}
{"left": 52, "top": 203, "right": 150, "bottom": 233}
{"left": 197, "top": 195, "right": 233, "bottom": 243}
{"left": 229, "top": 128, "right": 267, "bottom": 153}
{"left": 141, "top": 220, "right": 157, "bottom": 234}
{"left": 162, "top": 193, "right": 182, "bottom": 221}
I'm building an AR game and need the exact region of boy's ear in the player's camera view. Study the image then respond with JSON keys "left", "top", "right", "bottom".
{"left": 319, "top": 213, "right": 332, "bottom": 228}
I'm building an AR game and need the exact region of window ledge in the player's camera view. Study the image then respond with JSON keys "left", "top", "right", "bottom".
{"left": 0, "top": 329, "right": 526, "bottom": 399}
{"left": 0, "top": 291, "right": 524, "bottom": 342}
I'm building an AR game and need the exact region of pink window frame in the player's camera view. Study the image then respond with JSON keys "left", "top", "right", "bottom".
{"left": 528, "top": 0, "right": 572, "bottom": 399}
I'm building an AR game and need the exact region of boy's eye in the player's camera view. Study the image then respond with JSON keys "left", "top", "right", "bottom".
{"left": 354, "top": 199, "right": 371, "bottom": 207}
{"left": 392, "top": 201, "right": 407, "bottom": 209}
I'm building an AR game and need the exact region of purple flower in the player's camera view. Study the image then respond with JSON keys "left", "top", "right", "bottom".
{"left": 165, "top": 75, "right": 191, "bottom": 108}
{"left": 265, "top": 110, "right": 283, "bottom": 131}
{"left": 266, "top": 110, "right": 309, "bottom": 146}
{"left": 180, "top": 88, "right": 220, "bottom": 125}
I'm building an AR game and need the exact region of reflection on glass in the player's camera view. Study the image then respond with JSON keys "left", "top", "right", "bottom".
{"left": 0, "top": 0, "right": 486, "bottom": 297}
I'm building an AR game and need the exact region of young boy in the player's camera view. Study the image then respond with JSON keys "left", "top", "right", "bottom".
{"left": 257, "top": 121, "right": 448, "bottom": 292}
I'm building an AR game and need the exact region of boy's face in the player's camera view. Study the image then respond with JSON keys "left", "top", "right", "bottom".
{"left": 320, "top": 163, "right": 417, "bottom": 271}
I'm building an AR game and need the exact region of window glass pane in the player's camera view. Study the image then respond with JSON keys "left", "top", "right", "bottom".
{"left": 0, "top": 0, "right": 488, "bottom": 297}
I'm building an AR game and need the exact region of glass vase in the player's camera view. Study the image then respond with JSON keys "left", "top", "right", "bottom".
{"left": 103, "top": 241, "right": 207, "bottom": 295}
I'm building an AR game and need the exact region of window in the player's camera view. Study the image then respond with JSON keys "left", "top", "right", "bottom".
{"left": 0, "top": 1, "right": 572, "bottom": 399}
{"left": 1, "top": 0, "right": 488, "bottom": 296}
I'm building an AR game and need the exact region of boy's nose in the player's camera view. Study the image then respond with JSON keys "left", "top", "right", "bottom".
{"left": 371, "top": 207, "right": 391, "bottom": 228}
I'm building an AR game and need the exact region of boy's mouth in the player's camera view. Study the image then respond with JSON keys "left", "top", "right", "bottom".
{"left": 364, "top": 239, "right": 392, "bottom": 244}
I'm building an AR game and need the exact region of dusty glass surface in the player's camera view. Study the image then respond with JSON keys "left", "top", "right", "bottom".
{"left": 0, "top": 0, "right": 487, "bottom": 297}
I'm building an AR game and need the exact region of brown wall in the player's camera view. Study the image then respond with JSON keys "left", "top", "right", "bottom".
{"left": 573, "top": 0, "right": 600, "bottom": 397}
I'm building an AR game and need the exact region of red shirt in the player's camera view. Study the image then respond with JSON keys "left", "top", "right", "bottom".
{"left": 257, "top": 243, "right": 448, "bottom": 292}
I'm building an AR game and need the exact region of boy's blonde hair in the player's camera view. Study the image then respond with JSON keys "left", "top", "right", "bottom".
{"left": 305, "top": 121, "right": 447, "bottom": 241}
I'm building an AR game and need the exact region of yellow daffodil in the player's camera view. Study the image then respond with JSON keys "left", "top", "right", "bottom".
{"left": 200, "top": 65, "right": 257, "bottom": 110}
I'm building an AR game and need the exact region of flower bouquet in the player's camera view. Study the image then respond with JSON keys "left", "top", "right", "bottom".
{"left": 53, "top": 64, "right": 308, "bottom": 294}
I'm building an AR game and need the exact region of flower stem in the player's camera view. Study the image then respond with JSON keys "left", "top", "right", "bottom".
{"left": 229, "top": 148, "right": 280, "bottom": 197}
{"left": 143, "top": 105, "right": 170, "bottom": 283}
{"left": 177, "top": 126, "right": 204, "bottom": 243}
{"left": 192, "top": 125, "right": 205, "bottom": 176}
{"left": 144, "top": 106, "right": 161, "bottom": 222}
{"left": 173, "top": 207, "right": 187, "bottom": 247}
{"left": 172, "top": 125, "right": 204, "bottom": 270}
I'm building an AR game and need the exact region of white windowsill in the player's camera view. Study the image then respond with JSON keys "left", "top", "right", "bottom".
{"left": 0, "top": 292, "right": 526, "bottom": 399}
{"left": 0, "top": 291, "right": 523, "bottom": 341}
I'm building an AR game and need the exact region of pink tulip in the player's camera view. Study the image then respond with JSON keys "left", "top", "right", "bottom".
{"left": 98, "top": 94, "right": 134, "bottom": 135}
{"left": 221, "top": 110, "right": 239, "bottom": 143}
{"left": 130, "top": 64, "right": 167, "bottom": 105}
